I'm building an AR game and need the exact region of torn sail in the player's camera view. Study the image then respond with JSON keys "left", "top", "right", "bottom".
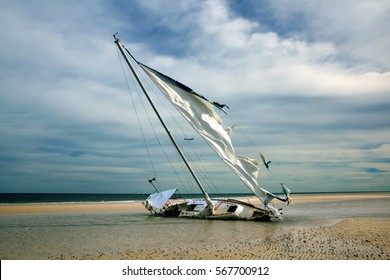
{"left": 139, "top": 63, "right": 277, "bottom": 204}
{"left": 145, "top": 188, "right": 178, "bottom": 210}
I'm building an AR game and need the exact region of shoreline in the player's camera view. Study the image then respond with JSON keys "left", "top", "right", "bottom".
{"left": 1, "top": 192, "right": 389, "bottom": 215}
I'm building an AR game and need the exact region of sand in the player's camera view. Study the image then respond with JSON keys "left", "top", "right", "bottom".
{"left": 82, "top": 218, "right": 387, "bottom": 260}
{"left": 1, "top": 193, "right": 389, "bottom": 260}
{"left": 0, "top": 201, "right": 143, "bottom": 214}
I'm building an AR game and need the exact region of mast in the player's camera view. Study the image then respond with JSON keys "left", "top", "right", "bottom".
{"left": 114, "top": 34, "right": 215, "bottom": 212}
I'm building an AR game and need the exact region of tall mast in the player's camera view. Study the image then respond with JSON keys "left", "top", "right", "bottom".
{"left": 114, "top": 34, "right": 214, "bottom": 212}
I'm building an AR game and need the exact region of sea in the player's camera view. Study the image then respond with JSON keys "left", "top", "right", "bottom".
{"left": 0, "top": 192, "right": 389, "bottom": 260}
{"left": 0, "top": 192, "right": 251, "bottom": 204}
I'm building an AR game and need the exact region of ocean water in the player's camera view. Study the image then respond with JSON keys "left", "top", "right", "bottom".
{"left": 0, "top": 194, "right": 389, "bottom": 259}
{"left": 0, "top": 192, "right": 252, "bottom": 204}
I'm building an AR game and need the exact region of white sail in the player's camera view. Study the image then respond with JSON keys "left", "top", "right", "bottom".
{"left": 145, "top": 188, "right": 178, "bottom": 210}
{"left": 139, "top": 63, "right": 277, "bottom": 204}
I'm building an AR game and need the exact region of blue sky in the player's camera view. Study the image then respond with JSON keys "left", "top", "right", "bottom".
{"left": 0, "top": 0, "right": 389, "bottom": 195}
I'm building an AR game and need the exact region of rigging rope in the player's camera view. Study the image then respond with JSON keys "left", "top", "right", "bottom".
{"left": 134, "top": 65, "right": 221, "bottom": 195}
{"left": 116, "top": 47, "right": 160, "bottom": 192}
{"left": 120, "top": 53, "right": 206, "bottom": 194}
{"left": 140, "top": 75, "right": 221, "bottom": 195}
{"left": 135, "top": 67, "right": 197, "bottom": 194}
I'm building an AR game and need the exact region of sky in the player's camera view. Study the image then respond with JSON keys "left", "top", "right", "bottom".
{"left": 0, "top": 0, "right": 389, "bottom": 195}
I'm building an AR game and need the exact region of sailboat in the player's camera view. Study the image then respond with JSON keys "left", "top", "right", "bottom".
{"left": 114, "top": 34, "right": 292, "bottom": 221}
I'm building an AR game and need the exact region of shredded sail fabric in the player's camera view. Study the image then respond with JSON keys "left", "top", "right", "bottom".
{"left": 281, "top": 183, "right": 293, "bottom": 205}
{"left": 139, "top": 63, "right": 277, "bottom": 205}
{"left": 224, "top": 124, "right": 236, "bottom": 135}
{"left": 260, "top": 153, "right": 271, "bottom": 169}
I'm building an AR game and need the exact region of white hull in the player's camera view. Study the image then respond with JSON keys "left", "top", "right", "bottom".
{"left": 145, "top": 197, "right": 282, "bottom": 221}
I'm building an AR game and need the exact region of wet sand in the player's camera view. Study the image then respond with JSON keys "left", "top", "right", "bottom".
{"left": 97, "top": 218, "right": 390, "bottom": 260}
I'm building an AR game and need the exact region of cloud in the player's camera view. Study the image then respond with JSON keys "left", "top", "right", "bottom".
{"left": 0, "top": 0, "right": 389, "bottom": 194}
{"left": 129, "top": 0, "right": 389, "bottom": 100}
{"left": 267, "top": 0, "right": 390, "bottom": 69}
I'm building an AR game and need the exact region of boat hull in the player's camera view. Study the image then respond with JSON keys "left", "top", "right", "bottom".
{"left": 152, "top": 198, "right": 276, "bottom": 221}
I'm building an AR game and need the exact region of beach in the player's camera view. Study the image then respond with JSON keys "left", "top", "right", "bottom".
{"left": 0, "top": 193, "right": 389, "bottom": 260}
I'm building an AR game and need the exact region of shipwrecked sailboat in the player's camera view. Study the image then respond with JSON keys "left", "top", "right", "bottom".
{"left": 114, "top": 34, "right": 292, "bottom": 221}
